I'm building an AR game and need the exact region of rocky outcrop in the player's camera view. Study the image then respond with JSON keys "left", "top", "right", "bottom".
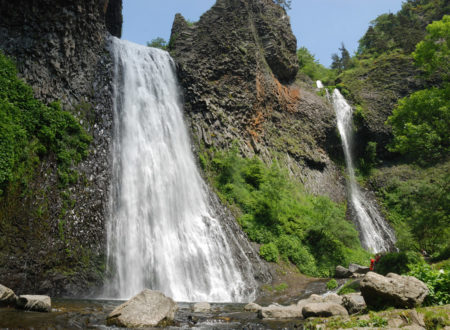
{"left": 360, "top": 272, "right": 429, "bottom": 308}
{"left": 170, "top": 0, "right": 346, "bottom": 202}
{"left": 337, "top": 53, "right": 430, "bottom": 159}
{"left": 302, "top": 302, "right": 348, "bottom": 318}
{"left": 335, "top": 265, "right": 353, "bottom": 278}
{"left": 0, "top": 0, "right": 122, "bottom": 296}
{"left": 349, "top": 263, "right": 370, "bottom": 275}
{"left": 16, "top": 295, "right": 51, "bottom": 312}
{"left": 342, "top": 292, "right": 366, "bottom": 314}
{"left": 244, "top": 302, "right": 262, "bottom": 312}
{"left": 106, "top": 289, "right": 177, "bottom": 328}
{"left": 0, "top": 284, "right": 17, "bottom": 307}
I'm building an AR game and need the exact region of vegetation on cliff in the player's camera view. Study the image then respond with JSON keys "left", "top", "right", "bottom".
{"left": 201, "top": 147, "right": 370, "bottom": 277}
{"left": 0, "top": 52, "right": 91, "bottom": 194}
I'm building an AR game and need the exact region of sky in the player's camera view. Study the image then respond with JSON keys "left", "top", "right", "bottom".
{"left": 122, "top": 0, "right": 405, "bottom": 67}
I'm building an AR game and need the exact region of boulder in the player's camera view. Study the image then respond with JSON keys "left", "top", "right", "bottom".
{"left": 302, "top": 302, "right": 348, "bottom": 318}
{"left": 192, "top": 302, "right": 211, "bottom": 313}
{"left": 16, "top": 295, "right": 51, "bottom": 312}
{"left": 349, "top": 263, "right": 370, "bottom": 274}
{"left": 244, "top": 302, "right": 262, "bottom": 312}
{"left": 323, "top": 293, "right": 343, "bottom": 305}
{"left": 297, "top": 294, "right": 324, "bottom": 309}
{"left": 258, "top": 303, "right": 303, "bottom": 319}
{"left": 360, "top": 272, "right": 428, "bottom": 308}
{"left": 106, "top": 289, "right": 177, "bottom": 328}
{"left": 335, "top": 265, "right": 353, "bottom": 278}
{"left": 0, "top": 284, "right": 17, "bottom": 307}
{"left": 342, "top": 292, "right": 366, "bottom": 314}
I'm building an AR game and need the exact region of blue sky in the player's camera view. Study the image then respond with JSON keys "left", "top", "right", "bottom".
{"left": 122, "top": 0, "right": 405, "bottom": 67}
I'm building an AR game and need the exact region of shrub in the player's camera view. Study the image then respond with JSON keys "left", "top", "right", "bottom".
{"left": 260, "top": 243, "right": 278, "bottom": 262}
{"left": 327, "top": 279, "right": 338, "bottom": 290}
{"left": 203, "top": 148, "right": 369, "bottom": 277}
{"left": 337, "top": 279, "right": 360, "bottom": 295}
{"left": 374, "top": 251, "right": 423, "bottom": 276}
{"left": 0, "top": 52, "right": 91, "bottom": 192}
{"left": 408, "top": 263, "right": 450, "bottom": 306}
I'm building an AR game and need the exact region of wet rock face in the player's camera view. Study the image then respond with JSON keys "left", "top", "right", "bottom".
{"left": 170, "top": 0, "right": 345, "bottom": 202}
{"left": 0, "top": 0, "right": 121, "bottom": 296}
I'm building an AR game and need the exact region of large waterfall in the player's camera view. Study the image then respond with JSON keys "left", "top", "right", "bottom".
{"left": 331, "top": 88, "right": 396, "bottom": 252}
{"left": 105, "top": 38, "right": 256, "bottom": 302}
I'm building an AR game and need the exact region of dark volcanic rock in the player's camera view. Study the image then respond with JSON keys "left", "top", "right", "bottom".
{"left": 0, "top": 0, "right": 122, "bottom": 296}
{"left": 170, "top": 0, "right": 346, "bottom": 202}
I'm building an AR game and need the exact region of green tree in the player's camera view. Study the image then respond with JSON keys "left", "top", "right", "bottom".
{"left": 413, "top": 15, "right": 450, "bottom": 79}
{"left": 297, "top": 47, "right": 335, "bottom": 83}
{"left": 387, "top": 86, "right": 449, "bottom": 163}
{"left": 147, "top": 37, "right": 167, "bottom": 50}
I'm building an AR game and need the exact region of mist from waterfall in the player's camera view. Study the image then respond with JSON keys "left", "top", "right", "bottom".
{"left": 104, "top": 37, "right": 256, "bottom": 302}
{"left": 329, "top": 87, "right": 396, "bottom": 252}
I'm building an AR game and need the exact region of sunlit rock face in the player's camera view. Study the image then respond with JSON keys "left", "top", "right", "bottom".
{"left": 170, "top": 0, "right": 346, "bottom": 202}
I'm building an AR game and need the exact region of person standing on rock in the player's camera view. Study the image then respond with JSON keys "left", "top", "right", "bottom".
{"left": 370, "top": 258, "right": 375, "bottom": 271}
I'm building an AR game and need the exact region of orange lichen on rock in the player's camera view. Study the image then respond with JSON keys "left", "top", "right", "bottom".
{"left": 273, "top": 75, "right": 301, "bottom": 113}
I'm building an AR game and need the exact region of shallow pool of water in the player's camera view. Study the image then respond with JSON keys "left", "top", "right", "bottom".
{"left": 0, "top": 298, "right": 309, "bottom": 329}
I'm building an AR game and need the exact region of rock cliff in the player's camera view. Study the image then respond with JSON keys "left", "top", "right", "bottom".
{"left": 170, "top": 0, "right": 345, "bottom": 201}
{"left": 0, "top": 0, "right": 122, "bottom": 296}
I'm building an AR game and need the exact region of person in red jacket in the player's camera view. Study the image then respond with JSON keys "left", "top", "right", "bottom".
{"left": 370, "top": 258, "right": 375, "bottom": 271}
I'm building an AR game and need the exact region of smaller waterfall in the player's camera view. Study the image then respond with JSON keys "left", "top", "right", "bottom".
{"left": 327, "top": 87, "right": 396, "bottom": 252}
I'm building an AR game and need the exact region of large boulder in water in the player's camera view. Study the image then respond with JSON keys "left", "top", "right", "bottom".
{"left": 360, "top": 272, "right": 428, "bottom": 308}
{"left": 302, "top": 302, "right": 348, "bottom": 318}
{"left": 106, "top": 289, "right": 177, "bottom": 327}
{"left": 0, "top": 284, "right": 17, "bottom": 307}
{"left": 16, "top": 295, "right": 51, "bottom": 312}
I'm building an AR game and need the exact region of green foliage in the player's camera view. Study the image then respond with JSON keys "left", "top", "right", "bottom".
{"left": 0, "top": 51, "right": 91, "bottom": 193}
{"left": 408, "top": 262, "right": 450, "bottom": 306}
{"left": 204, "top": 148, "right": 370, "bottom": 277}
{"left": 374, "top": 251, "right": 424, "bottom": 275}
{"left": 326, "top": 279, "right": 338, "bottom": 290}
{"left": 260, "top": 242, "right": 278, "bottom": 262}
{"left": 359, "top": 141, "right": 377, "bottom": 175}
{"left": 297, "top": 47, "right": 336, "bottom": 84}
{"left": 373, "top": 163, "right": 449, "bottom": 255}
{"left": 331, "top": 43, "right": 353, "bottom": 73}
{"left": 413, "top": 15, "right": 450, "bottom": 79}
{"left": 147, "top": 37, "right": 168, "bottom": 50}
{"left": 337, "top": 279, "right": 359, "bottom": 295}
{"left": 358, "top": 0, "right": 449, "bottom": 56}
{"left": 387, "top": 85, "right": 449, "bottom": 164}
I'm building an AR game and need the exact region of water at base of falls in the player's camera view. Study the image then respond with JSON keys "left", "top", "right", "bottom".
{"left": 104, "top": 37, "right": 256, "bottom": 302}
{"left": 330, "top": 88, "right": 396, "bottom": 253}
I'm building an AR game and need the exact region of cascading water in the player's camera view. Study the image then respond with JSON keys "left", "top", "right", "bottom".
{"left": 105, "top": 37, "right": 256, "bottom": 302}
{"left": 329, "top": 87, "right": 396, "bottom": 253}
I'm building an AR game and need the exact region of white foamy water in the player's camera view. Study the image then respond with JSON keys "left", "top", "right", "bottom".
{"left": 330, "top": 88, "right": 396, "bottom": 252}
{"left": 105, "top": 38, "right": 255, "bottom": 302}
